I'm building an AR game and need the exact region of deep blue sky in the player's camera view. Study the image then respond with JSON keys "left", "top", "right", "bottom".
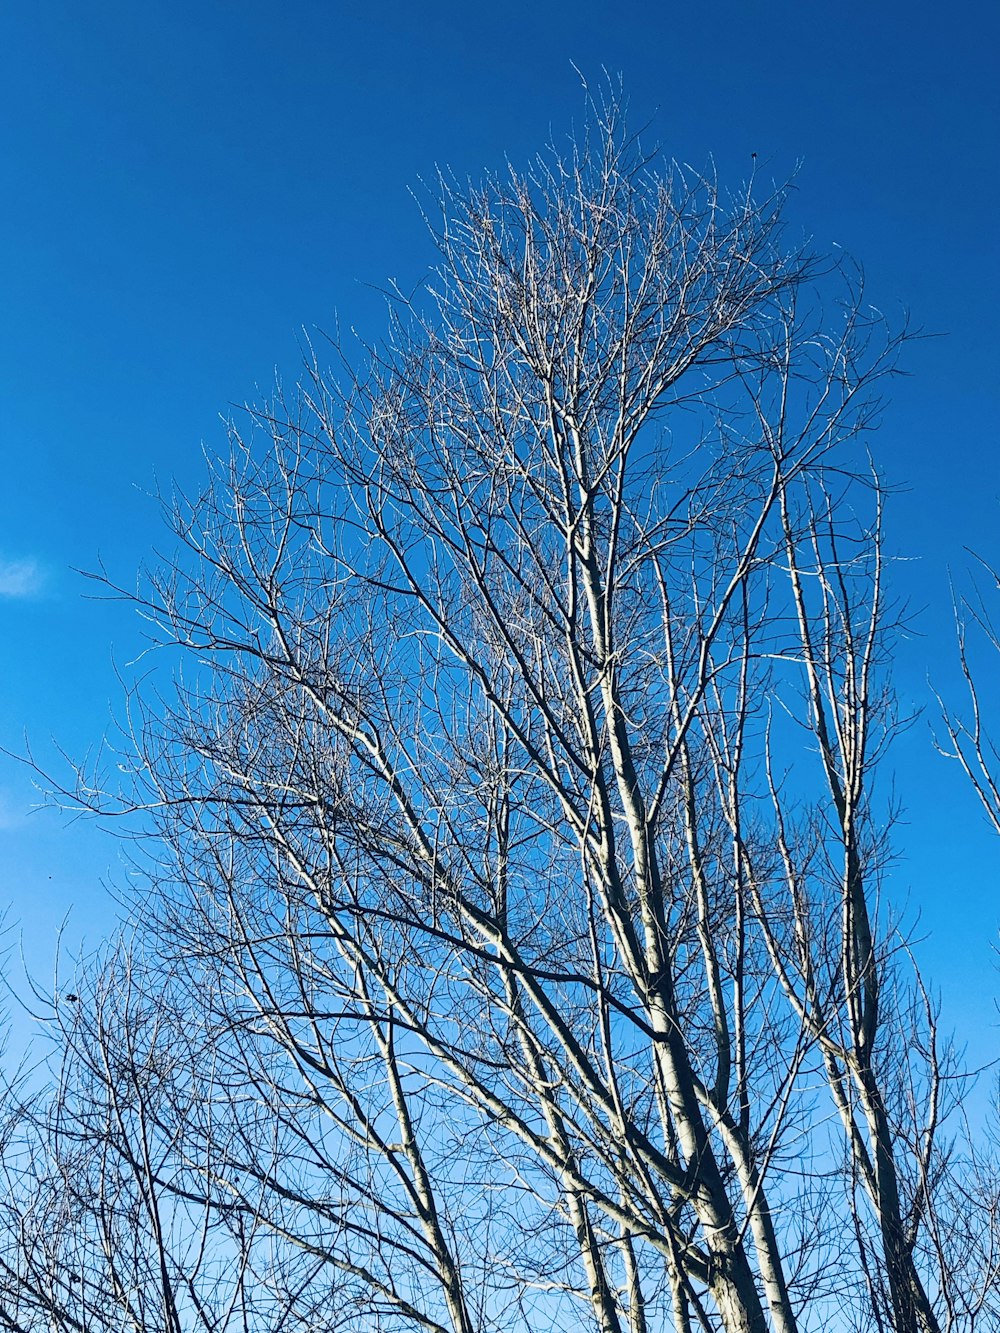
{"left": 1, "top": 1, "right": 998, "bottom": 1067}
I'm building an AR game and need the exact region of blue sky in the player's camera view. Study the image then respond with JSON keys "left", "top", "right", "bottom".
{"left": 1, "top": 0, "right": 998, "bottom": 1069}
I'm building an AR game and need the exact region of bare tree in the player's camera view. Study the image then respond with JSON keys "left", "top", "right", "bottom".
{"left": 0, "top": 946, "right": 305, "bottom": 1333}
{"left": 4, "top": 85, "right": 992, "bottom": 1333}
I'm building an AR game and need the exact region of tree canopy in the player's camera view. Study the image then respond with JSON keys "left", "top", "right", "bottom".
{"left": 1, "top": 89, "right": 997, "bottom": 1333}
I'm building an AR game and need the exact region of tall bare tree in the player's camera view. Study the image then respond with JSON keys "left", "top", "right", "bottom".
{"left": 4, "top": 86, "right": 994, "bottom": 1333}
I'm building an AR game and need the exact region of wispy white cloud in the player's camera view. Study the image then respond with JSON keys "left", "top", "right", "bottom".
{"left": 0, "top": 557, "right": 45, "bottom": 600}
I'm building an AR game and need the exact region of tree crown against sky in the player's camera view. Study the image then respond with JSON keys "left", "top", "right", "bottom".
{"left": 2, "top": 3, "right": 998, "bottom": 1070}
{"left": 1, "top": 88, "right": 998, "bottom": 1333}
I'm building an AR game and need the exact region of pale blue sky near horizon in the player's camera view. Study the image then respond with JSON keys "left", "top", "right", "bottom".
{"left": 1, "top": 1, "right": 999, "bottom": 1077}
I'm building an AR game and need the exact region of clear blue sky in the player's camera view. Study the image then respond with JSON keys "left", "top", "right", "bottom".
{"left": 1, "top": 1, "right": 998, "bottom": 1069}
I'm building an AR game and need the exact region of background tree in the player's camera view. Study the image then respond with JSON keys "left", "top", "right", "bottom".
{"left": 939, "top": 561, "right": 1000, "bottom": 838}
{"left": 2, "top": 87, "right": 996, "bottom": 1333}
